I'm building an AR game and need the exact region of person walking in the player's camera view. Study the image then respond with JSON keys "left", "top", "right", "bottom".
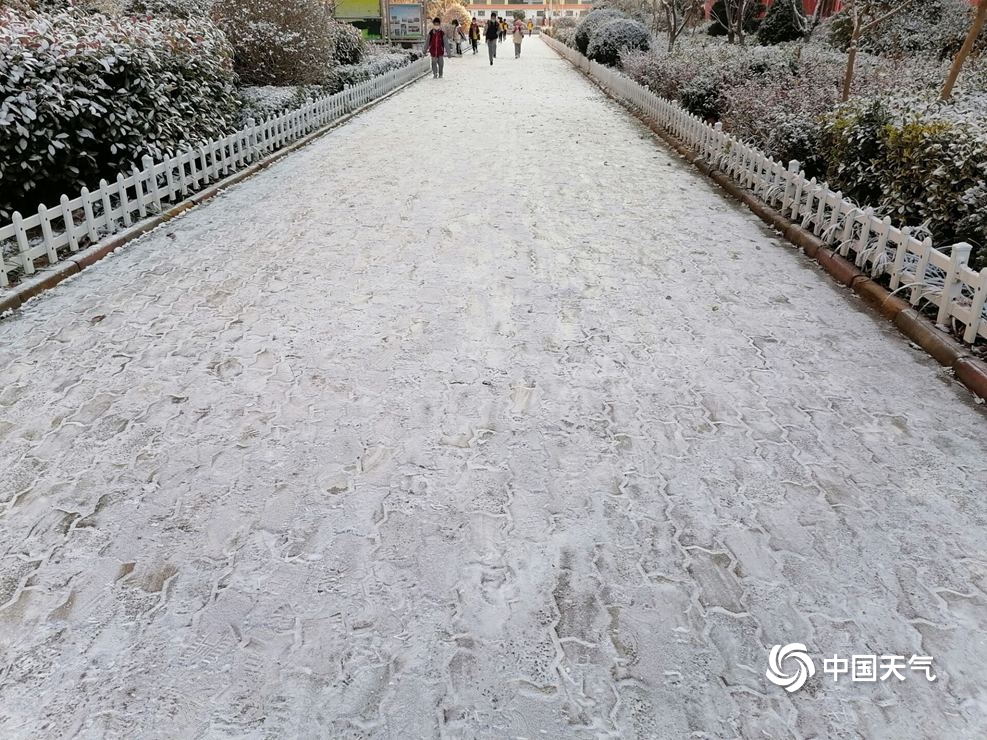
{"left": 468, "top": 18, "right": 480, "bottom": 55}
{"left": 512, "top": 20, "right": 524, "bottom": 59}
{"left": 527, "top": 20, "right": 534, "bottom": 37}
{"left": 426, "top": 17, "right": 445, "bottom": 79}
{"left": 484, "top": 12, "right": 500, "bottom": 65}
{"left": 499, "top": 18, "right": 507, "bottom": 43}
{"left": 450, "top": 18, "right": 465, "bottom": 56}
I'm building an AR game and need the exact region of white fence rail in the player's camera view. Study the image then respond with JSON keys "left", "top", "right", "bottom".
{"left": 542, "top": 35, "right": 987, "bottom": 345}
{"left": 0, "top": 57, "right": 431, "bottom": 290}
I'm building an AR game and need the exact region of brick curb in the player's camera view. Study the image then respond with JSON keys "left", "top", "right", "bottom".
{"left": 0, "top": 71, "right": 427, "bottom": 317}
{"left": 563, "top": 60, "right": 987, "bottom": 402}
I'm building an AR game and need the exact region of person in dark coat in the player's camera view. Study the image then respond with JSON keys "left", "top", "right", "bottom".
{"left": 426, "top": 17, "right": 445, "bottom": 79}
{"left": 484, "top": 12, "right": 500, "bottom": 66}
{"left": 468, "top": 18, "right": 481, "bottom": 55}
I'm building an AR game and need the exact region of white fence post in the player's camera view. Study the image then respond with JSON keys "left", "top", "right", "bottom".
{"left": 81, "top": 187, "right": 99, "bottom": 243}
{"left": 964, "top": 268, "right": 987, "bottom": 343}
{"left": 246, "top": 117, "right": 257, "bottom": 163}
{"left": 937, "top": 243, "right": 972, "bottom": 326}
{"left": 38, "top": 205, "right": 57, "bottom": 264}
{"left": 910, "top": 237, "right": 934, "bottom": 306}
{"left": 116, "top": 173, "right": 132, "bottom": 227}
{"left": 60, "top": 194, "right": 79, "bottom": 253}
{"left": 143, "top": 155, "right": 161, "bottom": 213}
{"left": 12, "top": 212, "right": 33, "bottom": 275}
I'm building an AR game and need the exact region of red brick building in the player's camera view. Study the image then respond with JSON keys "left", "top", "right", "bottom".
{"left": 703, "top": 0, "right": 842, "bottom": 17}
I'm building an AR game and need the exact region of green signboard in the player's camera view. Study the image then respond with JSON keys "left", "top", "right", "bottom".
{"left": 336, "top": 0, "right": 381, "bottom": 19}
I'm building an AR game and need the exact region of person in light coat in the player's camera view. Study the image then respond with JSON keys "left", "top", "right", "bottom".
{"left": 512, "top": 21, "right": 524, "bottom": 59}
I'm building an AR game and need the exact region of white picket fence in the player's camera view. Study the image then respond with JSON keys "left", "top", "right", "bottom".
{"left": 543, "top": 35, "right": 987, "bottom": 345}
{"left": 0, "top": 57, "right": 431, "bottom": 290}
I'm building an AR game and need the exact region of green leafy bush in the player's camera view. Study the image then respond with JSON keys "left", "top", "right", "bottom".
{"left": 0, "top": 5, "right": 239, "bottom": 220}
{"left": 819, "top": 97, "right": 987, "bottom": 268}
{"left": 757, "top": 0, "right": 805, "bottom": 45}
{"left": 708, "top": 0, "right": 763, "bottom": 38}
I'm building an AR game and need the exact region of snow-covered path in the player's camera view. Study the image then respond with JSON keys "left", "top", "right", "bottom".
{"left": 1, "top": 38, "right": 986, "bottom": 738}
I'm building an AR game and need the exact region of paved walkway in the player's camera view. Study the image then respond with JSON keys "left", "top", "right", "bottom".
{"left": 1, "top": 39, "right": 986, "bottom": 738}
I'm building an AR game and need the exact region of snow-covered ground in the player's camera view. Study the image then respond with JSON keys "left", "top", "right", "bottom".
{"left": 1, "top": 39, "right": 986, "bottom": 738}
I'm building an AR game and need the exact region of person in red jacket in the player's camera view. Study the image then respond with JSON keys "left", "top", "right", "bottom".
{"left": 426, "top": 17, "right": 445, "bottom": 79}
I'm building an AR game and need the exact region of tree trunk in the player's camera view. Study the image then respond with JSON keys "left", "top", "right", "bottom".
{"left": 805, "top": 0, "right": 824, "bottom": 39}
{"left": 941, "top": 1, "right": 987, "bottom": 100}
{"left": 841, "top": 18, "right": 862, "bottom": 102}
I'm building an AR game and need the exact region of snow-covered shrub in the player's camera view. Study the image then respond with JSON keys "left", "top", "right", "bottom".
{"left": 4, "top": 0, "right": 124, "bottom": 8}
{"left": 212, "top": 0, "right": 360, "bottom": 85}
{"left": 719, "top": 51, "right": 837, "bottom": 172}
{"left": 551, "top": 17, "right": 578, "bottom": 47}
{"left": 440, "top": 2, "right": 468, "bottom": 31}
{"left": 707, "top": 0, "right": 764, "bottom": 38}
{"left": 587, "top": 18, "right": 650, "bottom": 66}
{"left": 555, "top": 15, "right": 577, "bottom": 29}
{"left": 826, "top": 0, "right": 981, "bottom": 59}
{"left": 327, "top": 17, "right": 367, "bottom": 66}
{"left": 625, "top": 42, "right": 797, "bottom": 119}
{"left": 0, "top": 5, "right": 238, "bottom": 220}
{"left": 124, "top": 0, "right": 213, "bottom": 18}
{"left": 324, "top": 51, "right": 418, "bottom": 93}
{"left": 239, "top": 85, "right": 311, "bottom": 121}
{"left": 574, "top": 8, "right": 624, "bottom": 55}
{"left": 820, "top": 96, "right": 987, "bottom": 267}
{"left": 555, "top": 25, "right": 577, "bottom": 48}
{"left": 957, "top": 184, "right": 987, "bottom": 269}
{"left": 757, "top": 0, "right": 805, "bottom": 45}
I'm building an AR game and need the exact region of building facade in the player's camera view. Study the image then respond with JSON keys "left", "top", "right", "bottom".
{"left": 462, "top": 0, "right": 594, "bottom": 25}
{"left": 461, "top": 0, "right": 843, "bottom": 27}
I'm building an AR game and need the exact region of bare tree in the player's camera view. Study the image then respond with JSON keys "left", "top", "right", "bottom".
{"left": 716, "top": 0, "right": 761, "bottom": 45}
{"left": 805, "top": 0, "right": 828, "bottom": 40}
{"left": 839, "top": 0, "right": 919, "bottom": 102}
{"left": 650, "top": 0, "right": 704, "bottom": 51}
{"left": 941, "top": 0, "right": 987, "bottom": 100}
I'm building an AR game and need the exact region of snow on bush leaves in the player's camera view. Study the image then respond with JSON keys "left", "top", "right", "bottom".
{"left": 124, "top": 0, "right": 214, "bottom": 19}
{"left": 757, "top": 0, "right": 806, "bottom": 46}
{"left": 574, "top": 8, "right": 624, "bottom": 55}
{"left": 586, "top": 18, "right": 650, "bottom": 67}
{"left": 820, "top": 96, "right": 987, "bottom": 268}
{"left": 0, "top": 5, "right": 239, "bottom": 221}
{"left": 826, "top": 0, "right": 981, "bottom": 60}
{"left": 325, "top": 50, "right": 421, "bottom": 93}
{"left": 213, "top": 0, "right": 365, "bottom": 86}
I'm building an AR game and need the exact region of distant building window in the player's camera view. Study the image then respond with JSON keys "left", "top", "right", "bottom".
{"left": 565, "top": 10, "right": 574, "bottom": 15}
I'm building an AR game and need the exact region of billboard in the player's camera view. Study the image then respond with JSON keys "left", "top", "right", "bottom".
{"left": 389, "top": 3, "right": 423, "bottom": 40}
{"left": 336, "top": 0, "right": 381, "bottom": 19}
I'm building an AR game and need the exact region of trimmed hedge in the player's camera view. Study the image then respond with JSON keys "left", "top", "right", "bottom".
{"left": 0, "top": 5, "right": 239, "bottom": 220}
{"left": 574, "top": 8, "right": 624, "bottom": 55}
{"left": 587, "top": 18, "right": 650, "bottom": 67}
{"left": 820, "top": 98, "right": 987, "bottom": 268}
